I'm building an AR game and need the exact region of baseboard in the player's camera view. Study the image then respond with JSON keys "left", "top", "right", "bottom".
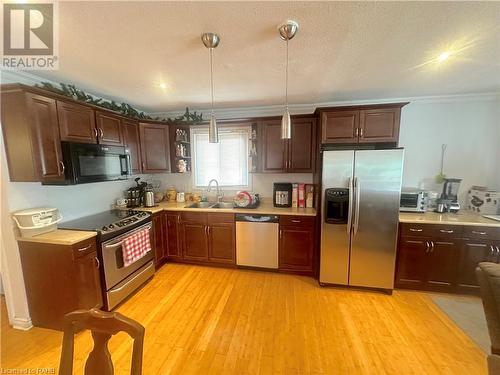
{"left": 11, "top": 316, "right": 33, "bottom": 330}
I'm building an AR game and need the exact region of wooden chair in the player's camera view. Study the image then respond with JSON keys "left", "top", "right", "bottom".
{"left": 59, "top": 308, "right": 145, "bottom": 375}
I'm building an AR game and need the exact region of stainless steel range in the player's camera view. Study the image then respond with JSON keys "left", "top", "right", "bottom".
{"left": 60, "top": 209, "right": 154, "bottom": 310}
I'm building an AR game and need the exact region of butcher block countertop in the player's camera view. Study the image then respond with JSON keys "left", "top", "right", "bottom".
{"left": 16, "top": 229, "right": 97, "bottom": 245}
{"left": 399, "top": 211, "right": 500, "bottom": 228}
{"left": 134, "top": 200, "right": 317, "bottom": 217}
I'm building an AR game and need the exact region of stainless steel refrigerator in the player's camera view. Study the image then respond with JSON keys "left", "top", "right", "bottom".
{"left": 319, "top": 149, "right": 404, "bottom": 290}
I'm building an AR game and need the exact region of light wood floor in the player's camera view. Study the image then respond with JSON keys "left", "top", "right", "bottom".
{"left": 1, "top": 264, "right": 487, "bottom": 374}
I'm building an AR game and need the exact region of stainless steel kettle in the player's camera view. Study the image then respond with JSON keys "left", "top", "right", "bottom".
{"left": 144, "top": 191, "right": 155, "bottom": 207}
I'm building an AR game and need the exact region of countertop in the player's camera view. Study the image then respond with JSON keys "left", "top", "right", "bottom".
{"left": 133, "top": 200, "right": 317, "bottom": 217}
{"left": 16, "top": 229, "right": 97, "bottom": 245}
{"left": 399, "top": 211, "right": 500, "bottom": 227}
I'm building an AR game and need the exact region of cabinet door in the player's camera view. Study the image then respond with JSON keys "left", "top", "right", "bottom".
{"left": 288, "top": 117, "right": 316, "bottom": 173}
{"left": 457, "top": 241, "right": 499, "bottom": 293}
{"left": 139, "top": 123, "right": 171, "bottom": 173}
{"left": 426, "top": 240, "right": 460, "bottom": 292}
{"left": 182, "top": 223, "right": 209, "bottom": 261}
{"left": 26, "top": 93, "right": 65, "bottom": 183}
{"left": 321, "top": 111, "right": 359, "bottom": 144}
{"left": 75, "top": 252, "right": 103, "bottom": 309}
{"left": 166, "top": 213, "right": 182, "bottom": 259}
{"left": 152, "top": 213, "right": 165, "bottom": 266}
{"left": 395, "top": 237, "right": 429, "bottom": 289}
{"left": 279, "top": 226, "right": 314, "bottom": 273}
{"left": 261, "top": 120, "right": 286, "bottom": 172}
{"left": 359, "top": 108, "right": 400, "bottom": 143}
{"left": 95, "top": 111, "right": 124, "bottom": 146}
{"left": 122, "top": 119, "right": 142, "bottom": 174}
{"left": 208, "top": 223, "right": 235, "bottom": 264}
{"left": 57, "top": 101, "right": 97, "bottom": 143}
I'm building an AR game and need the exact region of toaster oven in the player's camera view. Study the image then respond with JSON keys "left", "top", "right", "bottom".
{"left": 400, "top": 190, "right": 428, "bottom": 212}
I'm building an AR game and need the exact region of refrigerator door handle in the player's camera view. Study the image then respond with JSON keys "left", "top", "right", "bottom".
{"left": 353, "top": 177, "right": 361, "bottom": 236}
{"left": 347, "top": 177, "right": 354, "bottom": 235}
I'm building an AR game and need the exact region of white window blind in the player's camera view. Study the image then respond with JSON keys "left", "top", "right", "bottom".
{"left": 192, "top": 127, "right": 250, "bottom": 188}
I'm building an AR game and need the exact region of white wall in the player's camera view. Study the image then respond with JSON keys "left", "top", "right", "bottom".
{"left": 399, "top": 95, "right": 500, "bottom": 204}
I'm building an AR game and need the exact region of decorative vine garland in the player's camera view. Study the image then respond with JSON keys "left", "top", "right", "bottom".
{"left": 35, "top": 82, "right": 203, "bottom": 124}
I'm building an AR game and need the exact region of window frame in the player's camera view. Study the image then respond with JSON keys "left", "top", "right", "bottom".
{"left": 190, "top": 125, "right": 252, "bottom": 191}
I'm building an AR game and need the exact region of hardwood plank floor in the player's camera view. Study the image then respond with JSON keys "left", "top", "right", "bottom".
{"left": 1, "top": 263, "right": 487, "bottom": 374}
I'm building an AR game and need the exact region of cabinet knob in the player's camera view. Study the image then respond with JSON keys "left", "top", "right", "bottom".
{"left": 472, "top": 231, "right": 486, "bottom": 235}
{"left": 77, "top": 244, "right": 92, "bottom": 252}
{"left": 58, "top": 160, "right": 65, "bottom": 175}
{"left": 439, "top": 229, "right": 454, "bottom": 234}
{"left": 94, "top": 257, "right": 100, "bottom": 269}
{"left": 409, "top": 228, "right": 423, "bottom": 232}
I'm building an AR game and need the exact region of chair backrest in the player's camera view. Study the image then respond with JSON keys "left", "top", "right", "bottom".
{"left": 476, "top": 262, "right": 500, "bottom": 355}
{"left": 58, "top": 308, "right": 145, "bottom": 375}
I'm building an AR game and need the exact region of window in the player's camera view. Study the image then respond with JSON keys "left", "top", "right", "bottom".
{"left": 191, "top": 126, "right": 251, "bottom": 189}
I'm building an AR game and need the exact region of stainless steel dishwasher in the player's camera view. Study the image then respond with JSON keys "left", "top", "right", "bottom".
{"left": 235, "top": 214, "right": 279, "bottom": 269}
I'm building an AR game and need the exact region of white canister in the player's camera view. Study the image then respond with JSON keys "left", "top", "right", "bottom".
{"left": 176, "top": 192, "right": 185, "bottom": 203}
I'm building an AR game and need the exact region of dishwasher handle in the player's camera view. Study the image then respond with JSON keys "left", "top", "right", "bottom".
{"left": 235, "top": 214, "right": 279, "bottom": 223}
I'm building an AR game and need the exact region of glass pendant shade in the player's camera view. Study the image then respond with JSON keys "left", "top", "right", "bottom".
{"left": 209, "top": 112, "right": 219, "bottom": 143}
{"left": 281, "top": 107, "right": 291, "bottom": 139}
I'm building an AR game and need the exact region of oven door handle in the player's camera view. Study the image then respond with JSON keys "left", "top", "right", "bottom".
{"left": 102, "top": 223, "right": 152, "bottom": 249}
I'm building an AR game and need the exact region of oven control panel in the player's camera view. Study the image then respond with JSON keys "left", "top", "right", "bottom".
{"left": 100, "top": 211, "right": 150, "bottom": 232}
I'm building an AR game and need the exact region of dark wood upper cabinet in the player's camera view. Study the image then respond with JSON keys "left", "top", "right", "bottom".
{"left": 139, "top": 122, "right": 171, "bottom": 173}
{"left": 288, "top": 117, "right": 316, "bottom": 173}
{"left": 359, "top": 107, "right": 401, "bottom": 143}
{"left": 318, "top": 103, "right": 407, "bottom": 145}
{"left": 27, "top": 94, "right": 65, "bottom": 183}
{"left": 122, "top": 119, "right": 142, "bottom": 174}
{"left": 261, "top": 119, "right": 286, "bottom": 172}
{"left": 95, "top": 110, "right": 124, "bottom": 146}
{"left": 1, "top": 88, "right": 64, "bottom": 182}
{"left": 207, "top": 213, "right": 235, "bottom": 264}
{"left": 57, "top": 100, "right": 97, "bottom": 143}
{"left": 321, "top": 111, "right": 359, "bottom": 144}
{"left": 260, "top": 117, "right": 316, "bottom": 173}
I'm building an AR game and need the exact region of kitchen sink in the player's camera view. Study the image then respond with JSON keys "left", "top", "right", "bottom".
{"left": 184, "top": 202, "right": 214, "bottom": 209}
{"left": 184, "top": 201, "right": 235, "bottom": 209}
{"left": 211, "top": 202, "right": 235, "bottom": 209}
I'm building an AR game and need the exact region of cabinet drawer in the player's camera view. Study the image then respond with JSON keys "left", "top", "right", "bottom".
{"left": 400, "top": 223, "right": 435, "bottom": 237}
{"left": 463, "top": 226, "right": 499, "bottom": 240}
{"left": 280, "top": 215, "right": 315, "bottom": 227}
{"left": 207, "top": 212, "right": 234, "bottom": 224}
{"left": 433, "top": 225, "right": 463, "bottom": 239}
{"left": 72, "top": 238, "right": 97, "bottom": 258}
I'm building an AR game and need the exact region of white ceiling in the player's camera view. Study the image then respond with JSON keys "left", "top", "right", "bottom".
{"left": 36, "top": 1, "right": 500, "bottom": 113}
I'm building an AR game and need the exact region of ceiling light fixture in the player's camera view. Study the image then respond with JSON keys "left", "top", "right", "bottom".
{"left": 438, "top": 51, "right": 451, "bottom": 62}
{"left": 278, "top": 20, "right": 299, "bottom": 140}
{"left": 159, "top": 82, "right": 167, "bottom": 90}
{"left": 201, "top": 32, "right": 220, "bottom": 143}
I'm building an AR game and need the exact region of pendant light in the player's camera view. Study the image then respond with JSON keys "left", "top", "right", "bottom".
{"left": 278, "top": 20, "right": 299, "bottom": 139}
{"left": 202, "top": 32, "right": 220, "bottom": 143}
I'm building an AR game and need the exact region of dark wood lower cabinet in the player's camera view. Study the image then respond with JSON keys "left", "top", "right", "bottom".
{"left": 207, "top": 214, "right": 235, "bottom": 264}
{"left": 426, "top": 240, "right": 460, "bottom": 293}
{"left": 152, "top": 212, "right": 166, "bottom": 268}
{"left": 182, "top": 221, "right": 209, "bottom": 261}
{"left": 396, "top": 223, "right": 500, "bottom": 294}
{"left": 279, "top": 216, "right": 315, "bottom": 275}
{"left": 395, "top": 237, "right": 429, "bottom": 290}
{"left": 165, "top": 213, "right": 182, "bottom": 260}
{"left": 17, "top": 237, "right": 102, "bottom": 330}
{"left": 456, "top": 240, "right": 500, "bottom": 294}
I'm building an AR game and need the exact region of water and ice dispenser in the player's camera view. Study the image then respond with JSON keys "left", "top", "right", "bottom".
{"left": 324, "top": 188, "right": 350, "bottom": 224}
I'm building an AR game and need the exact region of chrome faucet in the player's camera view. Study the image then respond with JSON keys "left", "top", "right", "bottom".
{"left": 207, "top": 179, "right": 224, "bottom": 203}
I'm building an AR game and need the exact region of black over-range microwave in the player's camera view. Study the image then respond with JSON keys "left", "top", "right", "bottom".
{"left": 51, "top": 142, "right": 131, "bottom": 185}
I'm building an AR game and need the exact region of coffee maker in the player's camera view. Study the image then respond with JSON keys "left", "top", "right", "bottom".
{"left": 126, "top": 177, "right": 147, "bottom": 208}
{"left": 437, "top": 178, "right": 461, "bottom": 213}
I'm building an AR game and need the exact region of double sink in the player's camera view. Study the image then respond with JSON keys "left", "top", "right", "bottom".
{"left": 184, "top": 202, "right": 235, "bottom": 209}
